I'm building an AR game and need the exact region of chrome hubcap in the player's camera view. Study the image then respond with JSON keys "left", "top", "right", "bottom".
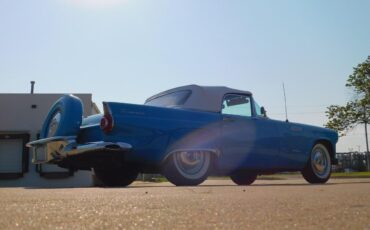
{"left": 179, "top": 151, "right": 203, "bottom": 166}
{"left": 311, "top": 145, "right": 330, "bottom": 179}
{"left": 48, "top": 112, "right": 61, "bottom": 137}
{"left": 313, "top": 151, "right": 326, "bottom": 172}
{"left": 174, "top": 151, "right": 210, "bottom": 179}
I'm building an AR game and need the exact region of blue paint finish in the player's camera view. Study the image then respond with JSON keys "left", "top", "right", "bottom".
{"left": 98, "top": 101, "right": 338, "bottom": 172}
{"left": 219, "top": 116, "right": 257, "bottom": 170}
{"left": 37, "top": 93, "right": 338, "bottom": 174}
{"left": 102, "top": 103, "right": 221, "bottom": 164}
{"left": 247, "top": 118, "right": 281, "bottom": 169}
{"left": 77, "top": 124, "right": 103, "bottom": 143}
{"left": 275, "top": 121, "right": 311, "bottom": 169}
{"left": 276, "top": 121, "right": 338, "bottom": 169}
{"left": 40, "top": 95, "right": 83, "bottom": 138}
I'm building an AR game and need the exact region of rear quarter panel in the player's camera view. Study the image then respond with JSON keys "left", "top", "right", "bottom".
{"left": 102, "top": 103, "right": 222, "bottom": 165}
{"left": 77, "top": 114, "right": 104, "bottom": 143}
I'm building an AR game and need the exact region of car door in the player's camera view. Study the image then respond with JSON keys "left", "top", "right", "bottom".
{"left": 218, "top": 94, "right": 280, "bottom": 171}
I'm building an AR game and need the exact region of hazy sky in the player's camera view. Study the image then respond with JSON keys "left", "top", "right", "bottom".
{"left": 1, "top": 0, "right": 369, "bottom": 151}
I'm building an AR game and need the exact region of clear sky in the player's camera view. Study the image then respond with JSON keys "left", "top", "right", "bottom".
{"left": 1, "top": 0, "right": 369, "bottom": 152}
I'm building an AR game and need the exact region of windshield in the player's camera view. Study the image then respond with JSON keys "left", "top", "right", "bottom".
{"left": 145, "top": 90, "right": 191, "bottom": 107}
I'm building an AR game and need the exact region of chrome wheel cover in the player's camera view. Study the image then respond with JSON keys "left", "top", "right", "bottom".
{"left": 173, "top": 151, "right": 210, "bottom": 180}
{"left": 311, "top": 144, "right": 331, "bottom": 179}
{"left": 47, "top": 112, "right": 61, "bottom": 137}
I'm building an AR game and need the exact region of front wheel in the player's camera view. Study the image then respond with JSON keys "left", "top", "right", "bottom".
{"left": 230, "top": 172, "right": 257, "bottom": 185}
{"left": 302, "top": 143, "right": 331, "bottom": 184}
{"left": 94, "top": 166, "right": 139, "bottom": 187}
{"left": 162, "top": 151, "right": 211, "bottom": 186}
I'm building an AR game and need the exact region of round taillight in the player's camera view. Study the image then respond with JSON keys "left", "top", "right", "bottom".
{"left": 100, "top": 114, "right": 113, "bottom": 133}
{"left": 100, "top": 117, "right": 108, "bottom": 129}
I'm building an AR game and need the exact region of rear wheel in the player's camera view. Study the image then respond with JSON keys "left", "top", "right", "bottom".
{"left": 94, "top": 166, "right": 139, "bottom": 187}
{"left": 230, "top": 172, "right": 257, "bottom": 185}
{"left": 302, "top": 143, "right": 331, "bottom": 184}
{"left": 162, "top": 151, "right": 211, "bottom": 186}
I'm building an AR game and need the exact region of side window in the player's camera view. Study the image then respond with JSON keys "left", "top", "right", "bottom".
{"left": 222, "top": 94, "right": 252, "bottom": 117}
{"left": 145, "top": 90, "right": 191, "bottom": 107}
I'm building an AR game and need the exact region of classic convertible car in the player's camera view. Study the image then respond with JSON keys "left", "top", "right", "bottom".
{"left": 27, "top": 85, "right": 338, "bottom": 186}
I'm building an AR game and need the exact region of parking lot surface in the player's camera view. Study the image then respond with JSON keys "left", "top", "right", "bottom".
{"left": 0, "top": 178, "right": 369, "bottom": 230}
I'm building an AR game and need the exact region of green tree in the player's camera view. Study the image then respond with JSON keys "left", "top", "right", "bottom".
{"left": 325, "top": 56, "right": 370, "bottom": 170}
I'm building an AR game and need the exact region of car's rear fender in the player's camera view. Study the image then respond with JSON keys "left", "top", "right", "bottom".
{"left": 77, "top": 114, "right": 104, "bottom": 143}
{"left": 101, "top": 102, "right": 222, "bottom": 164}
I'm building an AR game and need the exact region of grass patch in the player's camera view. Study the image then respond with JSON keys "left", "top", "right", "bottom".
{"left": 331, "top": 171, "right": 370, "bottom": 178}
{"left": 151, "top": 177, "right": 168, "bottom": 183}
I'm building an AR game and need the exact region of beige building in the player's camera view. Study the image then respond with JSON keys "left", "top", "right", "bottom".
{"left": 0, "top": 93, "right": 100, "bottom": 187}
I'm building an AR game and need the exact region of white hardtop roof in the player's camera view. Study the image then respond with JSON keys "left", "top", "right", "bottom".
{"left": 146, "top": 84, "right": 252, "bottom": 113}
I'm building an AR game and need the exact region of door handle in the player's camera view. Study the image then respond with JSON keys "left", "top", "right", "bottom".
{"left": 223, "top": 117, "right": 235, "bottom": 122}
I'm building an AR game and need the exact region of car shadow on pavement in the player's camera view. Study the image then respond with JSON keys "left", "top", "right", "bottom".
{"left": 251, "top": 181, "right": 370, "bottom": 187}
{"left": 23, "top": 186, "right": 92, "bottom": 189}
{"left": 22, "top": 179, "right": 370, "bottom": 189}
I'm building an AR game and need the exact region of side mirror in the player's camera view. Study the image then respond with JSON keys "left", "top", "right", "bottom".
{"left": 261, "top": 106, "right": 267, "bottom": 117}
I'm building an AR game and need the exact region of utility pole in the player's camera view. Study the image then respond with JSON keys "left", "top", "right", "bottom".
{"left": 364, "top": 104, "right": 370, "bottom": 171}
{"left": 365, "top": 120, "right": 369, "bottom": 171}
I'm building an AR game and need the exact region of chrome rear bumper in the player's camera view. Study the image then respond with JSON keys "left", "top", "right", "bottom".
{"left": 27, "top": 136, "right": 132, "bottom": 164}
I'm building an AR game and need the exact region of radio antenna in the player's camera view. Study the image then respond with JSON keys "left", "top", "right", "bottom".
{"left": 283, "top": 82, "right": 289, "bottom": 122}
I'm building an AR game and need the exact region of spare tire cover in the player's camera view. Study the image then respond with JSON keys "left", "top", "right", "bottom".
{"left": 40, "top": 95, "right": 83, "bottom": 138}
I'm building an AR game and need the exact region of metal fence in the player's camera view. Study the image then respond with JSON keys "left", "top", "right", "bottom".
{"left": 334, "top": 152, "right": 369, "bottom": 172}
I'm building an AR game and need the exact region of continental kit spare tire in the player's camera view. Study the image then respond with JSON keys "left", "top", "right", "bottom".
{"left": 40, "top": 95, "right": 83, "bottom": 138}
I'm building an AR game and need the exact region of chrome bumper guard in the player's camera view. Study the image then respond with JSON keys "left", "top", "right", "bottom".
{"left": 26, "top": 136, "right": 132, "bottom": 164}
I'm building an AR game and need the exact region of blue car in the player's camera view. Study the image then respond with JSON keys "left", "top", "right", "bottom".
{"left": 27, "top": 85, "right": 338, "bottom": 187}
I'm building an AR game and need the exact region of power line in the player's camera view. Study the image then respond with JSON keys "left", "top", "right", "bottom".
{"left": 341, "top": 133, "right": 368, "bottom": 137}
{"left": 267, "top": 104, "right": 331, "bottom": 108}
{"left": 269, "top": 111, "right": 326, "bottom": 115}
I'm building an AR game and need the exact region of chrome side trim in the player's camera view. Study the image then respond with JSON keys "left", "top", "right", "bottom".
{"left": 27, "top": 136, "right": 132, "bottom": 164}
{"left": 26, "top": 136, "right": 77, "bottom": 147}
{"left": 66, "top": 141, "right": 132, "bottom": 156}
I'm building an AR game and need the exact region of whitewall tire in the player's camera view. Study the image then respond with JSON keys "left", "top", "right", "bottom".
{"left": 302, "top": 143, "right": 332, "bottom": 184}
{"left": 163, "top": 151, "right": 211, "bottom": 186}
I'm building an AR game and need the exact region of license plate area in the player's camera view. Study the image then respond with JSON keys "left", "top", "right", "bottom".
{"left": 33, "top": 145, "right": 48, "bottom": 163}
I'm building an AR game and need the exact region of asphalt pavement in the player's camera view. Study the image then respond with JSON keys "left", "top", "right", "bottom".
{"left": 0, "top": 178, "right": 369, "bottom": 230}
